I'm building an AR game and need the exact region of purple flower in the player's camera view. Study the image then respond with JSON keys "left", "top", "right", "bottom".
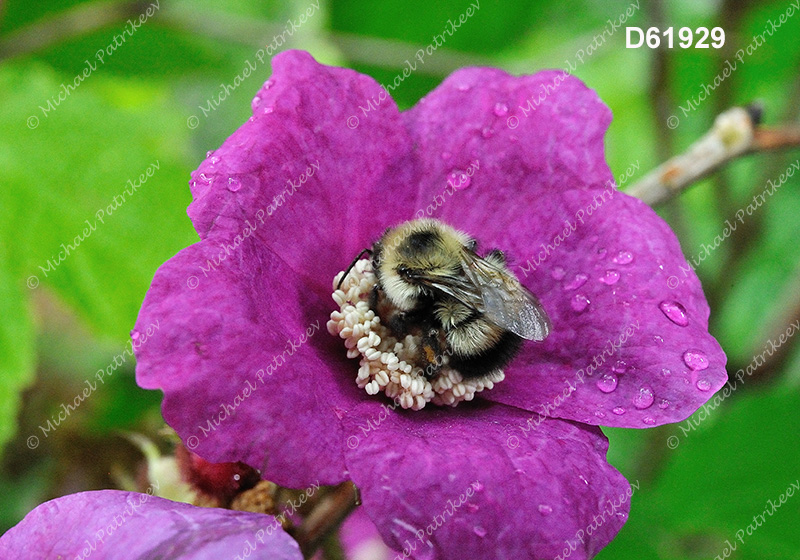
{"left": 0, "top": 490, "right": 302, "bottom": 559}
{"left": 26, "top": 50, "right": 724, "bottom": 559}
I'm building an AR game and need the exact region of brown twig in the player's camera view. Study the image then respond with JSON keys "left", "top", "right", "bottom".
{"left": 625, "top": 106, "right": 800, "bottom": 206}
{"left": 292, "top": 481, "right": 359, "bottom": 559}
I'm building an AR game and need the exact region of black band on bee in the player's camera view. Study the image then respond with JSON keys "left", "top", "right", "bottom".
{"left": 449, "top": 331, "right": 523, "bottom": 380}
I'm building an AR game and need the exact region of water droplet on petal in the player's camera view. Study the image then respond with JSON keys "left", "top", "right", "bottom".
{"left": 251, "top": 95, "right": 261, "bottom": 111}
{"left": 473, "top": 526, "right": 487, "bottom": 537}
{"left": 197, "top": 173, "right": 211, "bottom": 186}
{"left": 696, "top": 378, "right": 711, "bottom": 391}
{"left": 563, "top": 273, "right": 588, "bottom": 290}
{"left": 653, "top": 335, "right": 664, "bottom": 344}
{"left": 642, "top": 416, "right": 656, "bottom": 425}
{"left": 612, "top": 406, "right": 626, "bottom": 415}
{"left": 263, "top": 106, "right": 274, "bottom": 114}
{"left": 264, "top": 78, "right": 275, "bottom": 89}
{"left": 206, "top": 150, "right": 214, "bottom": 158}
{"left": 130, "top": 330, "right": 140, "bottom": 340}
{"left": 597, "top": 374, "right": 618, "bottom": 393}
{"left": 493, "top": 102, "right": 509, "bottom": 116}
{"left": 612, "top": 251, "right": 633, "bottom": 264}
{"left": 448, "top": 473, "right": 456, "bottom": 482}
{"left": 571, "top": 294, "right": 590, "bottom": 312}
{"left": 447, "top": 169, "right": 472, "bottom": 190}
{"left": 481, "top": 127, "right": 493, "bottom": 138}
{"left": 595, "top": 410, "right": 606, "bottom": 419}
{"left": 632, "top": 386, "right": 654, "bottom": 409}
{"left": 683, "top": 350, "right": 709, "bottom": 371}
{"left": 467, "top": 503, "right": 479, "bottom": 513}
{"left": 658, "top": 399, "right": 670, "bottom": 409}
{"left": 661, "top": 368, "right": 671, "bottom": 377}
{"left": 597, "top": 247, "right": 607, "bottom": 258}
{"left": 457, "top": 83, "right": 470, "bottom": 92}
{"left": 538, "top": 504, "right": 553, "bottom": 515}
{"left": 551, "top": 267, "right": 566, "bottom": 280}
{"left": 612, "top": 361, "right": 627, "bottom": 374}
{"left": 227, "top": 177, "right": 241, "bottom": 192}
{"left": 599, "top": 270, "right": 620, "bottom": 285}
{"left": 659, "top": 301, "right": 689, "bottom": 326}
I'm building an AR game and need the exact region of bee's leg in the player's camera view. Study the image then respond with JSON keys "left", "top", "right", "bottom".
{"left": 419, "top": 328, "right": 447, "bottom": 378}
{"left": 485, "top": 249, "right": 506, "bottom": 266}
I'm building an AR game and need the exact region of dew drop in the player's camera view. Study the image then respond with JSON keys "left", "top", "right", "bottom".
{"left": 205, "top": 150, "right": 214, "bottom": 158}
{"left": 197, "top": 173, "right": 211, "bottom": 186}
{"left": 597, "top": 247, "right": 607, "bottom": 258}
{"left": 457, "top": 83, "right": 471, "bottom": 92}
{"left": 481, "top": 127, "right": 494, "bottom": 138}
{"left": 473, "top": 526, "right": 487, "bottom": 537}
{"left": 251, "top": 95, "right": 262, "bottom": 111}
{"left": 551, "top": 267, "right": 566, "bottom": 280}
{"left": 599, "top": 270, "right": 620, "bottom": 285}
{"left": 612, "top": 360, "right": 627, "bottom": 374}
{"left": 594, "top": 410, "right": 606, "bottom": 419}
{"left": 263, "top": 78, "right": 275, "bottom": 89}
{"left": 683, "top": 350, "right": 709, "bottom": 371}
{"left": 612, "top": 251, "right": 633, "bottom": 264}
{"left": 661, "top": 368, "right": 671, "bottom": 377}
{"left": 596, "top": 374, "right": 618, "bottom": 393}
{"left": 571, "top": 294, "right": 590, "bottom": 312}
{"left": 658, "top": 399, "right": 670, "bottom": 409}
{"left": 263, "top": 106, "right": 274, "bottom": 114}
{"left": 447, "top": 473, "right": 456, "bottom": 482}
{"left": 447, "top": 169, "right": 472, "bottom": 190}
{"left": 538, "top": 504, "right": 553, "bottom": 515}
{"left": 632, "top": 386, "right": 654, "bottom": 409}
{"left": 696, "top": 378, "right": 712, "bottom": 391}
{"left": 563, "top": 273, "right": 588, "bottom": 290}
{"left": 642, "top": 417, "right": 656, "bottom": 425}
{"left": 227, "top": 177, "right": 242, "bottom": 192}
{"left": 467, "top": 503, "right": 479, "bottom": 513}
{"left": 208, "top": 155, "right": 220, "bottom": 165}
{"left": 612, "top": 406, "right": 626, "bottom": 415}
{"left": 130, "top": 330, "right": 140, "bottom": 340}
{"left": 493, "top": 102, "right": 509, "bottom": 116}
{"left": 653, "top": 335, "right": 664, "bottom": 344}
{"left": 659, "top": 301, "right": 689, "bottom": 326}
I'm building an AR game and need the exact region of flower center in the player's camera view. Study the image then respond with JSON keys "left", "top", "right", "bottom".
{"left": 327, "top": 259, "right": 504, "bottom": 410}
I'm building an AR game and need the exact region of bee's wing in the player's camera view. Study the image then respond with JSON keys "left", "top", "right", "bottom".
{"left": 460, "top": 253, "right": 551, "bottom": 341}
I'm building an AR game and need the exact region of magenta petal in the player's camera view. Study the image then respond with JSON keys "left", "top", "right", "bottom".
{"left": 133, "top": 239, "right": 364, "bottom": 487}
{"left": 0, "top": 490, "right": 302, "bottom": 560}
{"left": 402, "top": 66, "right": 727, "bottom": 427}
{"left": 344, "top": 402, "right": 630, "bottom": 559}
{"left": 188, "top": 50, "right": 417, "bottom": 298}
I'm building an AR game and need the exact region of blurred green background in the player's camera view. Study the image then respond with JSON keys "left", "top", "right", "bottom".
{"left": 1, "top": 0, "right": 799, "bottom": 558}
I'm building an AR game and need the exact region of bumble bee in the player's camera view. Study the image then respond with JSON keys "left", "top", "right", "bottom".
{"left": 339, "top": 219, "right": 551, "bottom": 380}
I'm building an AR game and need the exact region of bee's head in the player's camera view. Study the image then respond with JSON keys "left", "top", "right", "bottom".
{"left": 376, "top": 222, "right": 468, "bottom": 310}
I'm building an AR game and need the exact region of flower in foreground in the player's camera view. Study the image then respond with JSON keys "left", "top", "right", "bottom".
{"left": 2, "top": 51, "right": 727, "bottom": 559}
